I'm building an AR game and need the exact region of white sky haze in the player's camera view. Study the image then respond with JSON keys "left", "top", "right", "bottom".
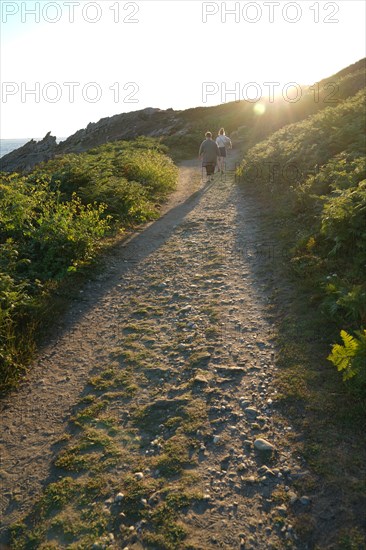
{"left": 0, "top": 0, "right": 365, "bottom": 138}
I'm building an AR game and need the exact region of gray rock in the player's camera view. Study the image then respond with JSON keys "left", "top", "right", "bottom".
{"left": 239, "top": 398, "right": 252, "bottom": 406}
{"left": 193, "top": 374, "right": 208, "bottom": 385}
{"left": 245, "top": 407, "right": 259, "bottom": 417}
{"left": 276, "top": 504, "right": 287, "bottom": 516}
{"left": 254, "top": 438, "right": 275, "bottom": 452}
{"left": 251, "top": 422, "right": 261, "bottom": 430}
{"left": 177, "top": 343, "right": 188, "bottom": 350}
{"left": 258, "top": 465, "right": 276, "bottom": 477}
{"left": 0, "top": 132, "right": 58, "bottom": 172}
{"left": 216, "top": 365, "right": 246, "bottom": 374}
{"left": 288, "top": 491, "right": 298, "bottom": 504}
{"left": 179, "top": 305, "right": 192, "bottom": 314}
{"left": 243, "top": 475, "right": 257, "bottom": 484}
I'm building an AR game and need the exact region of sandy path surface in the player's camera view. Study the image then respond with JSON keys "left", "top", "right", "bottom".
{"left": 0, "top": 154, "right": 314, "bottom": 549}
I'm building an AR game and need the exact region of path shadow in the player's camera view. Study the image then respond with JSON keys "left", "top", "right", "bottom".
{"left": 34, "top": 170, "right": 217, "bottom": 357}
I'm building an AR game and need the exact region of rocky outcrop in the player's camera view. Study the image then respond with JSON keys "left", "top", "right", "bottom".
{"left": 57, "top": 107, "right": 184, "bottom": 154}
{"left": 0, "top": 132, "right": 58, "bottom": 173}
{"left": 1, "top": 107, "right": 187, "bottom": 173}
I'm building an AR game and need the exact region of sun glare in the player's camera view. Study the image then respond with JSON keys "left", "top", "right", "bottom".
{"left": 253, "top": 103, "right": 266, "bottom": 116}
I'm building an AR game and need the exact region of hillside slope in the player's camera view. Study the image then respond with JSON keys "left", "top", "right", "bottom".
{"left": 1, "top": 58, "right": 364, "bottom": 172}
{"left": 238, "top": 87, "right": 366, "bottom": 390}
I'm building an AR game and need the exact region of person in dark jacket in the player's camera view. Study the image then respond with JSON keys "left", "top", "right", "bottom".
{"left": 199, "top": 131, "right": 220, "bottom": 182}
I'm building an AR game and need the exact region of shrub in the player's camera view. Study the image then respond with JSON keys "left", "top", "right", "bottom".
{"left": 33, "top": 139, "right": 178, "bottom": 221}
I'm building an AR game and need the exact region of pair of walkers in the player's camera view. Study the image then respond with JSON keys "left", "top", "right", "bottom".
{"left": 199, "top": 128, "right": 232, "bottom": 181}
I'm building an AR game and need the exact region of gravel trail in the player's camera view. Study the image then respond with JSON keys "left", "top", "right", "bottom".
{"left": 0, "top": 154, "right": 312, "bottom": 549}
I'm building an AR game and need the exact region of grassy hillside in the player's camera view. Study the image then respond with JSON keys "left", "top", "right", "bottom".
{"left": 238, "top": 88, "right": 366, "bottom": 393}
{"left": 0, "top": 138, "right": 178, "bottom": 392}
{"left": 164, "top": 58, "right": 365, "bottom": 159}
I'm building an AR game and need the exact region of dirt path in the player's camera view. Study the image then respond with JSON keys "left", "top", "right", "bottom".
{"left": 1, "top": 154, "right": 312, "bottom": 549}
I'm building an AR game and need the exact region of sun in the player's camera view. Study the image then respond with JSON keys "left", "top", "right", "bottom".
{"left": 253, "top": 103, "right": 266, "bottom": 116}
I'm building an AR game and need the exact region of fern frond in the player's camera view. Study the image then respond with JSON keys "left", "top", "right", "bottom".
{"left": 327, "top": 343, "right": 353, "bottom": 372}
{"left": 340, "top": 329, "right": 358, "bottom": 352}
{"left": 328, "top": 330, "right": 361, "bottom": 381}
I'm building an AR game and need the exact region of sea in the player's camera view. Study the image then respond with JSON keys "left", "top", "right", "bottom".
{"left": 0, "top": 138, "right": 65, "bottom": 159}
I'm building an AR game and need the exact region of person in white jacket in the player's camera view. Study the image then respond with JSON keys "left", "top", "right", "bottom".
{"left": 216, "top": 128, "right": 232, "bottom": 173}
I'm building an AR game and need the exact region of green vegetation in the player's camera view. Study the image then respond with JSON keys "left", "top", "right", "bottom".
{"left": 328, "top": 329, "right": 366, "bottom": 387}
{"left": 238, "top": 89, "right": 366, "bottom": 396}
{"left": 0, "top": 137, "right": 178, "bottom": 391}
{"left": 35, "top": 138, "right": 177, "bottom": 222}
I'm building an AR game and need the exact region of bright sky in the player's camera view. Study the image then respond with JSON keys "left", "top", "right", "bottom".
{"left": 0, "top": 0, "right": 365, "bottom": 138}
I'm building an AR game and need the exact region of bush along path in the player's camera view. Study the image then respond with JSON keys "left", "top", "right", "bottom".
{"left": 2, "top": 155, "right": 318, "bottom": 549}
